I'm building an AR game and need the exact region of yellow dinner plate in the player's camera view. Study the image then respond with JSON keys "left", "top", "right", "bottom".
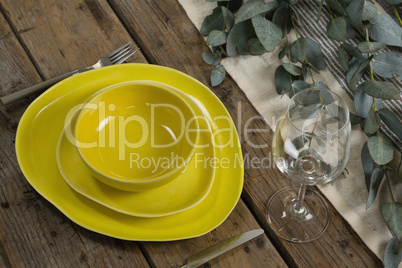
{"left": 56, "top": 85, "right": 215, "bottom": 217}
{"left": 16, "top": 64, "right": 243, "bottom": 241}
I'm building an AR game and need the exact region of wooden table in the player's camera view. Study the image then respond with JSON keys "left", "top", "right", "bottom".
{"left": 0, "top": 0, "right": 384, "bottom": 267}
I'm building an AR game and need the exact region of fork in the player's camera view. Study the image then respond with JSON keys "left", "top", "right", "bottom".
{"left": 0, "top": 41, "right": 139, "bottom": 106}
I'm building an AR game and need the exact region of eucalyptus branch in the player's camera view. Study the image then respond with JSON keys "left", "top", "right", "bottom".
{"left": 385, "top": 168, "right": 396, "bottom": 205}
{"left": 392, "top": 5, "right": 402, "bottom": 27}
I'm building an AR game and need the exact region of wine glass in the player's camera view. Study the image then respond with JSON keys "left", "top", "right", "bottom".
{"left": 267, "top": 87, "right": 351, "bottom": 243}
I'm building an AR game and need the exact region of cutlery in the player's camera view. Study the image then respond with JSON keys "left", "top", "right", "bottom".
{"left": 0, "top": 41, "right": 139, "bottom": 106}
{"left": 180, "top": 229, "right": 264, "bottom": 268}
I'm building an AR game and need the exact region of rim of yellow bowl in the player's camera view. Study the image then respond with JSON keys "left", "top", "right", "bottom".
{"left": 73, "top": 80, "right": 200, "bottom": 185}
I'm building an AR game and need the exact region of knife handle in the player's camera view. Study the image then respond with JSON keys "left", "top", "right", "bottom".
{"left": 0, "top": 71, "right": 72, "bottom": 106}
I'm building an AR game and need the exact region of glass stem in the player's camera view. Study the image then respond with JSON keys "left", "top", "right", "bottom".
{"left": 294, "top": 184, "right": 306, "bottom": 213}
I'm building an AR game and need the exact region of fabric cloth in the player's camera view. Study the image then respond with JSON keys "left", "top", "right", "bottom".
{"left": 178, "top": 0, "right": 402, "bottom": 263}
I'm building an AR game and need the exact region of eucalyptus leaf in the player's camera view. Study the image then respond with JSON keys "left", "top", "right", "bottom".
{"left": 282, "top": 63, "right": 302, "bottom": 76}
{"left": 235, "top": 0, "right": 277, "bottom": 24}
{"left": 337, "top": 46, "right": 349, "bottom": 71}
{"left": 290, "top": 80, "right": 309, "bottom": 98}
{"left": 326, "top": 0, "right": 345, "bottom": 15}
{"left": 272, "top": 6, "right": 292, "bottom": 38}
{"left": 206, "top": 30, "right": 228, "bottom": 46}
{"left": 354, "top": 87, "right": 382, "bottom": 118}
{"left": 357, "top": 42, "right": 386, "bottom": 53}
{"left": 366, "top": 167, "right": 385, "bottom": 209}
{"left": 284, "top": 0, "right": 298, "bottom": 5}
{"left": 368, "top": 135, "right": 394, "bottom": 165}
{"left": 275, "top": 65, "right": 296, "bottom": 95}
{"left": 211, "top": 64, "right": 226, "bottom": 86}
{"left": 290, "top": 37, "right": 307, "bottom": 62}
{"left": 306, "top": 38, "right": 326, "bottom": 70}
{"left": 202, "top": 52, "right": 221, "bottom": 65}
{"left": 345, "top": 0, "right": 364, "bottom": 28}
{"left": 350, "top": 112, "right": 364, "bottom": 125}
{"left": 362, "top": 80, "right": 400, "bottom": 100}
{"left": 364, "top": 107, "right": 380, "bottom": 134}
{"left": 279, "top": 46, "right": 289, "bottom": 59}
{"left": 346, "top": 21, "right": 356, "bottom": 40}
{"left": 306, "top": 62, "right": 320, "bottom": 73}
{"left": 349, "top": 58, "right": 371, "bottom": 91}
{"left": 292, "top": 135, "right": 310, "bottom": 150}
{"left": 317, "top": 0, "right": 324, "bottom": 21}
{"left": 362, "top": 142, "right": 378, "bottom": 190}
{"left": 222, "top": 6, "right": 235, "bottom": 31}
{"left": 371, "top": 52, "right": 402, "bottom": 80}
{"left": 382, "top": 202, "right": 402, "bottom": 239}
{"left": 369, "top": 15, "right": 402, "bottom": 47}
{"left": 327, "top": 17, "right": 347, "bottom": 42}
{"left": 226, "top": 20, "right": 255, "bottom": 56}
{"left": 201, "top": 7, "right": 224, "bottom": 35}
{"left": 249, "top": 38, "right": 266, "bottom": 54}
{"left": 341, "top": 43, "right": 365, "bottom": 61}
{"left": 362, "top": 1, "right": 378, "bottom": 21}
{"left": 379, "top": 108, "right": 402, "bottom": 139}
{"left": 384, "top": 237, "right": 402, "bottom": 268}
{"left": 218, "top": 0, "right": 244, "bottom": 13}
{"left": 251, "top": 15, "right": 282, "bottom": 52}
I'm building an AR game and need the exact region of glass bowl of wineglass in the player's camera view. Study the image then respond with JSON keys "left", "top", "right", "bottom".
{"left": 267, "top": 87, "right": 351, "bottom": 243}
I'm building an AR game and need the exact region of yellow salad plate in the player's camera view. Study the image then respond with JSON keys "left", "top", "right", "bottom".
{"left": 56, "top": 82, "right": 216, "bottom": 217}
{"left": 16, "top": 64, "right": 244, "bottom": 241}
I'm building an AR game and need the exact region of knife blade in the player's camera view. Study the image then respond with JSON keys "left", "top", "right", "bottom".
{"left": 180, "top": 229, "right": 264, "bottom": 268}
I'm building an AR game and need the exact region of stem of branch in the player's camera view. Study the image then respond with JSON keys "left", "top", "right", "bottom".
{"left": 392, "top": 5, "right": 402, "bottom": 27}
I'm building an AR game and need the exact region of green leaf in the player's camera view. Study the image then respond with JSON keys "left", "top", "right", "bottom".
{"left": 384, "top": 237, "right": 402, "bottom": 268}
{"left": 357, "top": 42, "right": 386, "bottom": 53}
{"left": 275, "top": 65, "right": 296, "bottom": 95}
{"left": 350, "top": 112, "right": 364, "bottom": 125}
{"left": 226, "top": 20, "right": 255, "bottom": 56}
{"left": 382, "top": 203, "right": 402, "bottom": 239}
{"left": 206, "top": 30, "right": 228, "bottom": 46}
{"left": 366, "top": 167, "right": 385, "bottom": 209}
{"left": 345, "top": 0, "right": 364, "bottom": 28}
{"left": 211, "top": 64, "right": 226, "bottom": 86}
{"left": 348, "top": 58, "right": 371, "bottom": 91}
{"left": 326, "top": 0, "right": 345, "bottom": 15}
{"left": 364, "top": 107, "right": 380, "bottom": 134}
{"left": 327, "top": 17, "right": 347, "bottom": 42}
{"left": 290, "top": 80, "right": 309, "bottom": 98}
{"left": 367, "top": 135, "right": 394, "bottom": 165}
{"left": 218, "top": 0, "right": 243, "bottom": 13}
{"left": 201, "top": 7, "right": 224, "bottom": 35}
{"left": 222, "top": 6, "right": 235, "bottom": 31}
{"left": 361, "top": 142, "right": 378, "bottom": 190}
{"left": 354, "top": 87, "right": 382, "bottom": 118}
{"left": 279, "top": 46, "right": 289, "bottom": 59}
{"left": 202, "top": 52, "right": 220, "bottom": 65}
{"left": 282, "top": 63, "right": 302, "bottom": 76}
{"left": 284, "top": 0, "right": 298, "bottom": 5}
{"left": 292, "top": 135, "right": 310, "bottom": 150}
{"left": 379, "top": 108, "right": 402, "bottom": 140}
{"left": 337, "top": 46, "right": 349, "bottom": 71}
{"left": 362, "top": 80, "right": 400, "bottom": 100}
{"left": 362, "top": 1, "right": 378, "bottom": 21}
{"left": 251, "top": 15, "right": 282, "bottom": 52}
{"left": 306, "top": 62, "right": 320, "bottom": 73}
{"left": 249, "top": 38, "right": 266, "bottom": 54}
{"left": 306, "top": 38, "right": 326, "bottom": 70}
{"left": 341, "top": 43, "right": 365, "bottom": 61}
{"left": 272, "top": 7, "right": 291, "bottom": 38}
{"left": 372, "top": 52, "right": 402, "bottom": 80}
{"left": 345, "top": 21, "right": 356, "bottom": 40}
{"left": 235, "top": 0, "right": 277, "bottom": 24}
{"left": 369, "top": 15, "right": 402, "bottom": 47}
{"left": 290, "top": 37, "right": 307, "bottom": 62}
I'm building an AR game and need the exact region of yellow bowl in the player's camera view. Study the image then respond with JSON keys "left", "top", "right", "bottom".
{"left": 74, "top": 80, "right": 199, "bottom": 191}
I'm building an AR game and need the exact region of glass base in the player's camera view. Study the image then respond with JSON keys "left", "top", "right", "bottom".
{"left": 266, "top": 186, "right": 329, "bottom": 243}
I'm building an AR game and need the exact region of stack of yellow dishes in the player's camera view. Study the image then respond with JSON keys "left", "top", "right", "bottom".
{"left": 16, "top": 64, "right": 244, "bottom": 241}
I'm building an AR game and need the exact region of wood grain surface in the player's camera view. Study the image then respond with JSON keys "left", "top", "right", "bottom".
{"left": 0, "top": 0, "right": 383, "bottom": 267}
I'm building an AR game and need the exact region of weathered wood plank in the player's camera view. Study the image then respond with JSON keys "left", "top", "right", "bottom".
{"left": 107, "top": 0, "right": 383, "bottom": 267}
{"left": 0, "top": 1, "right": 150, "bottom": 267}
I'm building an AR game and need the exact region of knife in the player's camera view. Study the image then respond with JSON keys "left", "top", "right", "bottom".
{"left": 180, "top": 229, "right": 264, "bottom": 268}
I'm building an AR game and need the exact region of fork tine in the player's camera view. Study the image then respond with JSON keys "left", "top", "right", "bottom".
{"left": 113, "top": 47, "right": 140, "bottom": 65}
{"left": 111, "top": 44, "right": 139, "bottom": 64}
{"left": 107, "top": 40, "right": 133, "bottom": 58}
{"left": 110, "top": 42, "right": 137, "bottom": 62}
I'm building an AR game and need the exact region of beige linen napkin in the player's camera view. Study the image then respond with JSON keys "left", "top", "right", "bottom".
{"left": 178, "top": 0, "right": 402, "bottom": 263}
